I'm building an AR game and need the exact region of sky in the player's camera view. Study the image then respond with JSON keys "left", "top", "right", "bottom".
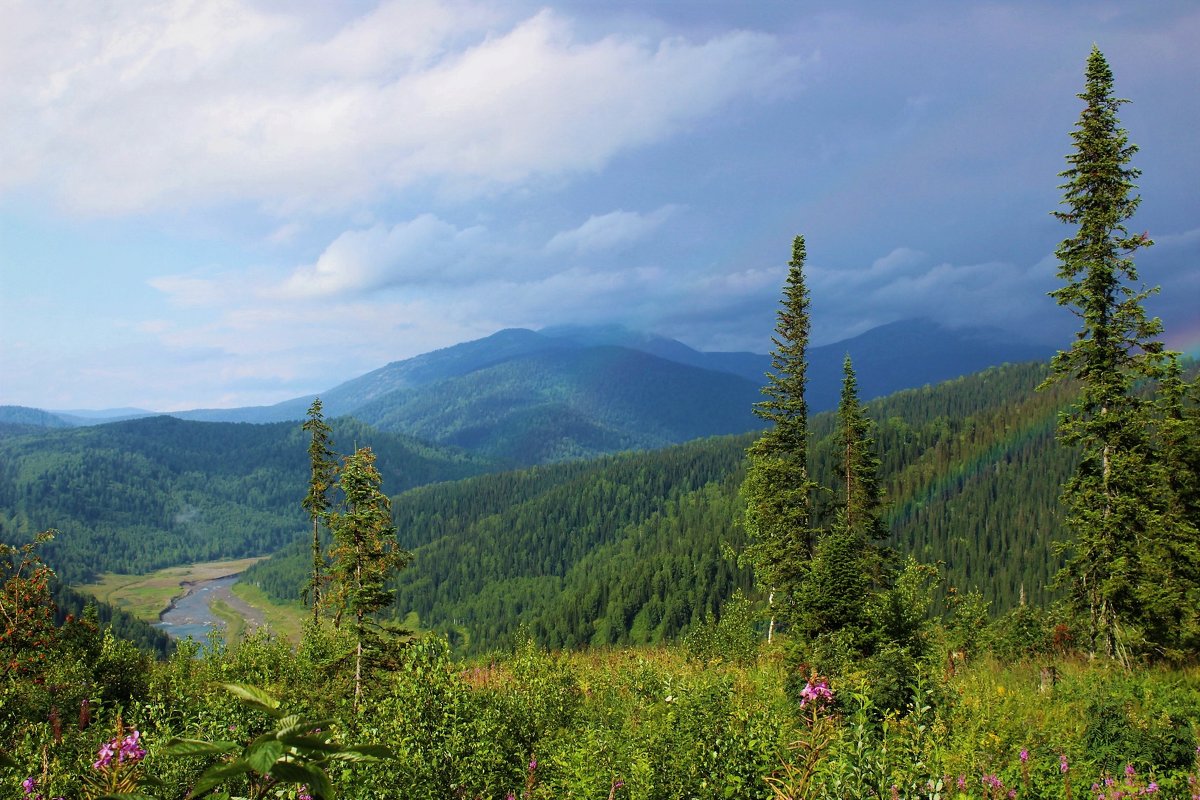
{"left": 1, "top": 1, "right": 1197, "bottom": 412}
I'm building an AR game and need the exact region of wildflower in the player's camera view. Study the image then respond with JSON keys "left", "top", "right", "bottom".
{"left": 799, "top": 679, "right": 833, "bottom": 708}
{"left": 119, "top": 730, "right": 146, "bottom": 763}
{"left": 958, "top": 775, "right": 967, "bottom": 790}
{"left": 93, "top": 739, "right": 117, "bottom": 770}
{"left": 1126, "top": 764, "right": 1136, "bottom": 778}
{"left": 1020, "top": 748, "right": 1029, "bottom": 763}
{"left": 529, "top": 757, "right": 537, "bottom": 772}
{"left": 1061, "top": 754, "right": 1070, "bottom": 774}
{"left": 1146, "top": 781, "right": 1158, "bottom": 794}
{"left": 22, "top": 776, "right": 37, "bottom": 796}
{"left": 298, "top": 786, "right": 313, "bottom": 800}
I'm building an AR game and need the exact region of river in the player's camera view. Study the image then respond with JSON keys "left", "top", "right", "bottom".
{"left": 153, "top": 574, "right": 267, "bottom": 643}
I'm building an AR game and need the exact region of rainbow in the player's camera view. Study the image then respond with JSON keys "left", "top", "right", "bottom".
{"left": 887, "top": 391, "right": 1064, "bottom": 525}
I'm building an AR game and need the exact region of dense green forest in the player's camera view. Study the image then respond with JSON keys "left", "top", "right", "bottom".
{"left": 241, "top": 359, "right": 1080, "bottom": 653}
{"left": 0, "top": 416, "right": 486, "bottom": 584}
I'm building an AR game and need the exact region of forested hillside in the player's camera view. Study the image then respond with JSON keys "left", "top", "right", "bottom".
{"left": 0, "top": 415, "right": 487, "bottom": 584}
{"left": 245, "top": 359, "right": 1077, "bottom": 652}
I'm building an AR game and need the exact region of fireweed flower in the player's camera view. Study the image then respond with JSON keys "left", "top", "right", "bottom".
{"left": 799, "top": 679, "right": 833, "bottom": 708}
{"left": 1061, "top": 754, "right": 1070, "bottom": 774}
{"left": 1020, "top": 748, "right": 1030, "bottom": 763}
{"left": 93, "top": 729, "right": 146, "bottom": 770}
{"left": 22, "top": 776, "right": 37, "bottom": 796}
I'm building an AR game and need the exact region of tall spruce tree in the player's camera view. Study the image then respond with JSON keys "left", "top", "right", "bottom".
{"left": 301, "top": 398, "right": 338, "bottom": 625}
{"left": 742, "top": 235, "right": 820, "bottom": 638}
{"left": 1043, "top": 47, "right": 1167, "bottom": 661}
{"left": 328, "top": 447, "right": 411, "bottom": 711}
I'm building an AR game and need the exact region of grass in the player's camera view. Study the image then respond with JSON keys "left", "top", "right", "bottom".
{"left": 229, "top": 581, "right": 308, "bottom": 643}
{"left": 210, "top": 598, "right": 248, "bottom": 643}
{"left": 75, "top": 557, "right": 268, "bottom": 621}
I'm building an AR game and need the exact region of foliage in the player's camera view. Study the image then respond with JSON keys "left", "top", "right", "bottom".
{"left": 742, "top": 235, "right": 821, "bottom": 635}
{"left": 301, "top": 399, "right": 338, "bottom": 624}
{"left": 1041, "top": 46, "right": 1190, "bottom": 663}
{"left": 0, "top": 530, "right": 59, "bottom": 677}
{"left": 327, "top": 447, "right": 412, "bottom": 710}
{"left": 162, "top": 683, "right": 393, "bottom": 799}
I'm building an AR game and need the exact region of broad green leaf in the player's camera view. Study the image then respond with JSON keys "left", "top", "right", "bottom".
{"left": 190, "top": 759, "right": 253, "bottom": 798}
{"left": 162, "top": 738, "right": 240, "bottom": 756}
{"left": 222, "top": 683, "right": 282, "bottom": 717}
{"left": 271, "top": 760, "right": 334, "bottom": 799}
{"left": 244, "top": 739, "right": 285, "bottom": 773}
{"left": 277, "top": 715, "right": 335, "bottom": 738}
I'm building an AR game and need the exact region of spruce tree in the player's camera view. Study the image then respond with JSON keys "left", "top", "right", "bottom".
{"left": 328, "top": 447, "right": 411, "bottom": 711}
{"left": 800, "top": 357, "right": 888, "bottom": 650}
{"left": 836, "top": 355, "right": 886, "bottom": 549}
{"left": 742, "top": 235, "right": 820, "bottom": 637}
{"left": 1141, "top": 357, "right": 1200, "bottom": 657}
{"left": 1043, "top": 47, "right": 1166, "bottom": 661}
{"left": 301, "top": 398, "right": 337, "bottom": 625}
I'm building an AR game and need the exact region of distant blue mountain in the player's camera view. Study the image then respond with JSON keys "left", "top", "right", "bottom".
{"left": 13, "top": 319, "right": 1054, "bottom": 464}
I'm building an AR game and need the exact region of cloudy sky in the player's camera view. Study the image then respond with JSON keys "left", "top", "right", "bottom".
{"left": 1, "top": 1, "right": 1197, "bottom": 411}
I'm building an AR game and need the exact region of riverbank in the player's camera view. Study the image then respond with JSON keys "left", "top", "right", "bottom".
{"left": 76, "top": 557, "right": 269, "bottom": 623}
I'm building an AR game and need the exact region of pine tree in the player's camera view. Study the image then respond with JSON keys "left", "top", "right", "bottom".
{"left": 328, "top": 447, "right": 411, "bottom": 711}
{"left": 742, "top": 235, "right": 820, "bottom": 638}
{"left": 1042, "top": 47, "right": 1167, "bottom": 661}
{"left": 301, "top": 398, "right": 338, "bottom": 625}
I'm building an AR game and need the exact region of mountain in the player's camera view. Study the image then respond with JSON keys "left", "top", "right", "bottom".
{"left": 0, "top": 405, "right": 74, "bottom": 430}
{"left": 347, "top": 345, "right": 762, "bottom": 465}
{"left": 10, "top": 320, "right": 1052, "bottom": 466}
{"left": 160, "top": 319, "right": 1052, "bottom": 465}
{"left": 804, "top": 319, "right": 1053, "bottom": 411}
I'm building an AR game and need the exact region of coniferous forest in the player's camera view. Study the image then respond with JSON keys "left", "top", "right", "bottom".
{"left": 2, "top": 47, "right": 1200, "bottom": 800}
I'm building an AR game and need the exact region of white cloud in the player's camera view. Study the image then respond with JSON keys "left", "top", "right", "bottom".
{"left": 0, "top": 2, "right": 792, "bottom": 216}
{"left": 544, "top": 206, "right": 679, "bottom": 255}
{"left": 280, "top": 214, "right": 486, "bottom": 298}
{"left": 810, "top": 247, "right": 1060, "bottom": 343}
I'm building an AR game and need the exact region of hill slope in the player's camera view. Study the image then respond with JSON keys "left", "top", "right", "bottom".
{"left": 245, "top": 360, "right": 1076, "bottom": 653}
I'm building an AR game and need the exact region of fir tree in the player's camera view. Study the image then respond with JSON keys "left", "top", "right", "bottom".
{"left": 301, "top": 398, "right": 338, "bottom": 625}
{"left": 742, "top": 235, "right": 820, "bottom": 638}
{"left": 328, "top": 447, "right": 411, "bottom": 711}
{"left": 1042, "top": 47, "right": 1167, "bottom": 661}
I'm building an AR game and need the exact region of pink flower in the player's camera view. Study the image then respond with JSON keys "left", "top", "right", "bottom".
{"left": 799, "top": 680, "right": 833, "bottom": 708}
{"left": 1061, "top": 754, "right": 1070, "bottom": 774}
{"left": 1126, "top": 764, "right": 1136, "bottom": 778}
{"left": 1020, "top": 748, "right": 1029, "bottom": 763}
